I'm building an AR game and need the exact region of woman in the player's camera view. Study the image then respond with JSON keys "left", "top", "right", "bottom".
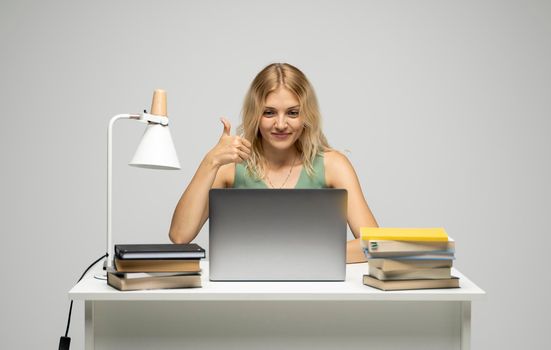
{"left": 169, "top": 63, "right": 377, "bottom": 263}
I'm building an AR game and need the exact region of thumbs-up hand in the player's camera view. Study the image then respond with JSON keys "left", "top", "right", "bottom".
{"left": 207, "top": 117, "right": 252, "bottom": 167}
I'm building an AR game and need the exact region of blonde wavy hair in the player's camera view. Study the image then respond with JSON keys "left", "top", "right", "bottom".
{"left": 236, "top": 63, "right": 332, "bottom": 180}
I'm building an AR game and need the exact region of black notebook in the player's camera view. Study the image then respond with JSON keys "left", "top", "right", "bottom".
{"left": 115, "top": 244, "right": 206, "bottom": 260}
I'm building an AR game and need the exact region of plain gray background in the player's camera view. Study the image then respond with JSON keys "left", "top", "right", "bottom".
{"left": 1, "top": 0, "right": 549, "bottom": 349}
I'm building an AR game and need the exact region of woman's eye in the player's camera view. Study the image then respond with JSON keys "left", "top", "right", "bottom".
{"left": 263, "top": 110, "right": 275, "bottom": 117}
{"left": 288, "top": 110, "right": 299, "bottom": 117}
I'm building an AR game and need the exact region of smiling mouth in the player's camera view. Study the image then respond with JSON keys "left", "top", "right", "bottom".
{"left": 271, "top": 132, "right": 291, "bottom": 140}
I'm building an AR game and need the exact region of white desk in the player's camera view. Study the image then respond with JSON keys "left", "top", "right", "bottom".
{"left": 69, "top": 262, "right": 485, "bottom": 350}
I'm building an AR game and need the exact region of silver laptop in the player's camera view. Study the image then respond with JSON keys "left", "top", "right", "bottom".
{"left": 209, "top": 189, "right": 347, "bottom": 281}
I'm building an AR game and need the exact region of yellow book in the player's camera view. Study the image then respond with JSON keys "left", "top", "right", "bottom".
{"left": 360, "top": 227, "right": 449, "bottom": 242}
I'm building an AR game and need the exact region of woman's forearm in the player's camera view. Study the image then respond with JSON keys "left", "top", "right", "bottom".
{"left": 169, "top": 117, "right": 251, "bottom": 244}
{"left": 346, "top": 238, "right": 367, "bottom": 264}
{"left": 169, "top": 155, "right": 220, "bottom": 243}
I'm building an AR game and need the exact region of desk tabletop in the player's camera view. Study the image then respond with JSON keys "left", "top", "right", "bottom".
{"left": 69, "top": 262, "right": 485, "bottom": 301}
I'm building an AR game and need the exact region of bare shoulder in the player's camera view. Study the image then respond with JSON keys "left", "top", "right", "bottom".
{"left": 213, "top": 163, "right": 236, "bottom": 188}
{"left": 324, "top": 150, "right": 357, "bottom": 188}
{"left": 324, "top": 150, "right": 353, "bottom": 167}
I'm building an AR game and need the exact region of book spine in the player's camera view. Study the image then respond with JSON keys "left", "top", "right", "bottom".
{"left": 368, "top": 258, "right": 452, "bottom": 271}
{"left": 363, "top": 248, "right": 455, "bottom": 260}
{"left": 362, "top": 240, "right": 454, "bottom": 254}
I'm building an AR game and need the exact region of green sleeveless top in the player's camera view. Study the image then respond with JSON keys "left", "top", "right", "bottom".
{"left": 233, "top": 153, "right": 326, "bottom": 189}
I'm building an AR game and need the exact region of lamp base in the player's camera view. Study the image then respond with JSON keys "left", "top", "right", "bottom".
{"left": 94, "top": 273, "right": 107, "bottom": 281}
{"left": 93, "top": 259, "right": 109, "bottom": 280}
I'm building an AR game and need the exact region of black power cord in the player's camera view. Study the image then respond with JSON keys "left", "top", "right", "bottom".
{"left": 59, "top": 254, "right": 107, "bottom": 350}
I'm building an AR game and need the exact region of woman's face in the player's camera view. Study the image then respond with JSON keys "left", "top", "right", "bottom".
{"left": 258, "top": 87, "right": 304, "bottom": 152}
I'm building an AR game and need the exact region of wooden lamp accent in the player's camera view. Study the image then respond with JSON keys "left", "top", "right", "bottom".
{"left": 150, "top": 89, "right": 167, "bottom": 116}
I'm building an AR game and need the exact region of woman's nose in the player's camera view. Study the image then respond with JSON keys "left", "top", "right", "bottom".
{"left": 275, "top": 114, "right": 287, "bottom": 129}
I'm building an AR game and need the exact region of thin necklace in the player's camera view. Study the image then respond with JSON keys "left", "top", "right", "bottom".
{"left": 266, "top": 154, "right": 297, "bottom": 189}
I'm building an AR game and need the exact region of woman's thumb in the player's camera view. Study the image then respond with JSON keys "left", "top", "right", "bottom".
{"left": 220, "top": 117, "right": 231, "bottom": 136}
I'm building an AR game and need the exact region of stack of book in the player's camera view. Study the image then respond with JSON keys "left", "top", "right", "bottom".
{"left": 360, "top": 228, "right": 459, "bottom": 291}
{"left": 107, "top": 243, "right": 205, "bottom": 291}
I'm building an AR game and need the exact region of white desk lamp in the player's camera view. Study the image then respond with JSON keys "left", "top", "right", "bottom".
{"left": 105, "top": 89, "right": 180, "bottom": 271}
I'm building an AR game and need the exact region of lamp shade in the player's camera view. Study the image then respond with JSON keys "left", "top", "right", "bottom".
{"left": 129, "top": 123, "right": 180, "bottom": 169}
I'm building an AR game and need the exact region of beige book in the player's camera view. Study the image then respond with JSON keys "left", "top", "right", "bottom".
{"left": 368, "top": 259, "right": 453, "bottom": 272}
{"left": 363, "top": 275, "right": 460, "bottom": 291}
{"left": 114, "top": 258, "right": 201, "bottom": 273}
{"left": 362, "top": 238, "right": 454, "bottom": 257}
{"left": 369, "top": 266, "right": 451, "bottom": 280}
{"left": 107, "top": 272, "right": 201, "bottom": 291}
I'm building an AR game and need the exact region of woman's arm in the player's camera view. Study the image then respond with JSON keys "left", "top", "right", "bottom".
{"left": 325, "top": 151, "right": 378, "bottom": 263}
{"left": 169, "top": 157, "right": 228, "bottom": 243}
{"left": 169, "top": 118, "right": 250, "bottom": 243}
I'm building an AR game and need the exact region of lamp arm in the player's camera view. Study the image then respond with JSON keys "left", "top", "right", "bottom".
{"left": 106, "top": 112, "right": 170, "bottom": 269}
{"left": 107, "top": 114, "right": 139, "bottom": 268}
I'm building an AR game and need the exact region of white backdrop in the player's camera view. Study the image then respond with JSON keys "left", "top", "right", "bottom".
{"left": 1, "top": 1, "right": 549, "bottom": 349}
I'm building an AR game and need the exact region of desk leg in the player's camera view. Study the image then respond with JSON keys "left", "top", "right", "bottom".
{"left": 461, "top": 301, "right": 471, "bottom": 350}
{"left": 85, "top": 301, "right": 94, "bottom": 350}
